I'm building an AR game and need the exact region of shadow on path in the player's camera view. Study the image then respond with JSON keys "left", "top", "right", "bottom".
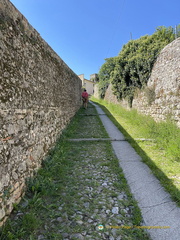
{"left": 91, "top": 100, "right": 180, "bottom": 240}
{"left": 92, "top": 101, "right": 180, "bottom": 206}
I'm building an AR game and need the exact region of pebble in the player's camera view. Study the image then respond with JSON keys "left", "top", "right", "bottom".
{"left": 76, "top": 220, "right": 83, "bottom": 225}
{"left": 112, "top": 207, "right": 119, "bottom": 214}
{"left": 83, "top": 202, "right": 90, "bottom": 208}
{"left": 62, "top": 233, "right": 69, "bottom": 238}
{"left": 106, "top": 209, "right": 111, "bottom": 214}
{"left": 117, "top": 237, "right": 122, "bottom": 240}
{"left": 118, "top": 193, "right": 125, "bottom": 200}
{"left": 56, "top": 217, "right": 63, "bottom": 222}
{"left": 102, "top": 182, "right": 108, "bottom": 186}
{"left": 109, "top": 236, "right": 115, "bottom": 240}
{"left": 71, "top": 233, "right": 84, "bottom": 239}
{"left": 88, "top": 218, "right": 93, "bottom": 223}
{"left": 37, "top": 235, "right": 45, "bottom": 240}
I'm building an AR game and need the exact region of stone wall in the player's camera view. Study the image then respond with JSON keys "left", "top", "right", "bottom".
{"left": 104, "top": 84, "right": 120, "bottom": 105}
{"left": 103, "top": 38, "right": 180, "bottom": 127}
{"left": 133, "top": 37, "right": 180, "bottom": 126}
{"left": 0, "top": 0, "right": 82, "bottom": 225}
{"left": 93, "top": 84, "right": 100, "bottom": 99}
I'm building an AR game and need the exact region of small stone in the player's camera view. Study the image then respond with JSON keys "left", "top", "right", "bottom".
{"left": 76, "top": 220, "right": 83, "bottom": 225}
{"left": 106, "top": 209, "right": 111, "bottom": 214}
{"left": 38, "top": 235, "right": 45, "bottom": 240}
{"left": 109, "top": 199, "right": 114, "bottom": 204}
{"left": 104, "top": 231, "right": 110, "bottom": 236}
{"left": 76, "top": 211, "right": 83, "bottom": 215}
{"left": 94, "top": 209, "right": 99, "bottom": 213}
{"left": 102, "top": 182, "right": 108, "bottom": 186}
{"left": 70, "top": 221, "right": 77, "bottom": 227}
{"left": 17, "top": 212, "right": 24, "bottom": 216}
{"left": 109, "top": 236, "right": 115, "bottom": 240}
{"left": 117, "top": 237, "right": 122, "bottom": 240}
{"left": 83, "top": 202, "right": 90, "bottom": 208}
{"left": 18, "top": 162, "right": 27, "bottom": 172}
{"left": 62, "top": 233, "right": 69, "bottom": 238}
{"left": 117, "top": 219, "right": 122, "bottom": 224}
{"left": 112, "top": 228, "right": 117, "bottom": 236}
{"left": 123, "top": 209, "right": 128, "bottom": 214}
{"left": 88, "top": 218, "right": 93, "bottom": 223}
{"left": 86, "top": 235, "right": 92, "bottom": 239}
{"left": 117, "top": 193, "right": 124, "bottom": 200}
{"left": 7, "top": 124, "right": 14, "bottom": 135}
{"left": 56, "top": 217, "right": 63, "bottom": 222}
{"left": 71, "top": 233, "right": 84, "bottom": 240}
{"left": 112, "top": 207, "right": 119, "bottom": 214}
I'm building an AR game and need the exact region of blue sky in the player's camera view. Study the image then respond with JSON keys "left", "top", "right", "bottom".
{"left": 10, "top": 0, "right": 180, "bottom": 79}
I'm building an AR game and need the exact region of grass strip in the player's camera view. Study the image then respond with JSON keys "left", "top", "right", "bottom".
{"left": 91, "top": 97, "right": 180, "bottom": 206}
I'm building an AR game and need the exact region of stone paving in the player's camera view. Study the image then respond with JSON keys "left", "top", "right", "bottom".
{"left": 1, "top": 103, "right": 150, "bottom": 240}
{"left": 38, "top": 104, "right": 148, "bottom": 240}
{"left": 43, "top": 142, "right": 140, "bottom": 240}
{"left": 2, "top": 102, "right": 179, "bottom": 240}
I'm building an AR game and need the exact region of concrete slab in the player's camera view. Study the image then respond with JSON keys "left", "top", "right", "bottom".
{"left": 68, "top": 138, "right": 125, "bottom": 142}
{"left": 91, "top": 101, "right": 180, "bottom": 240}
{"left": 94, "top": 108, "right": 125, "bottom": 140}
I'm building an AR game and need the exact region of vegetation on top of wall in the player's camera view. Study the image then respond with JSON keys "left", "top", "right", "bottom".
{"left": 98, "top": 26, "right": 179, "bottom": 106}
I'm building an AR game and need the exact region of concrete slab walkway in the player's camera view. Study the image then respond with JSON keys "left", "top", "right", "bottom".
{"left": 91, "top": 101, "right": 180, "bottom": 240}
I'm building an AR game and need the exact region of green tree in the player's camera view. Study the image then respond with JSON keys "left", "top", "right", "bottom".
{"left": 110, "top": 26, "right": 175, "bottom": 105}
{"left": 175, "top": 24, "right": 180, "bottom": 38}
{"left": 98, "top": 57, "right": 116, "bottom": 98}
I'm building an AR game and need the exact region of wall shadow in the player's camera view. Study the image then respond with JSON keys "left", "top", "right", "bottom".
{"left": 92, "top": 101, "right": 180, "bottom": 206}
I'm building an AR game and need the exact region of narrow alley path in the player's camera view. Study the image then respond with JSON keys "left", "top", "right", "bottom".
{"left": 0, "top": 103, "right": 149, "bottom": 240}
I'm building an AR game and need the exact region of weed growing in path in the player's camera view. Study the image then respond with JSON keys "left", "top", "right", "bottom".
{"left": 0, "top": 103, "right": 150, "bottom": 240}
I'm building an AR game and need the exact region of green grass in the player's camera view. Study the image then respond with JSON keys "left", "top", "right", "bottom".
{"left": 91, "top": 97, "right": 180, "bottom": 205}
{"left": 0, "top": 103, "right": 150, "bottom": 240}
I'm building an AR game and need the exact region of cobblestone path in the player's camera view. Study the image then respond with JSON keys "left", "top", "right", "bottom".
{"left": 0, "top": 103, "right": 150, "bottom": 240}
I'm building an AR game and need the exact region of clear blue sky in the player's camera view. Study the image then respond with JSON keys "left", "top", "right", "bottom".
{"left": 10, "top": 0, "right": 180, "bottom": 79}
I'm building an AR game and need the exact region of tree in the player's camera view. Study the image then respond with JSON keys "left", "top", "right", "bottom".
{"left": 98, "top": 57, "right": 116, "bottom": 98}
{"left": 109, "top": 26, "right": 175, "bottom": 106}
{"left": 175, "top": 24, "right": 180, "bottom": 38}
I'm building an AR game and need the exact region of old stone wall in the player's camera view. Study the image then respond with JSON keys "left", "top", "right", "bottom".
{"left": 93, "top": 84, "right": 100, "bottom": 99}
{"left": 133, "top": 37, "right": 180, "bottom": 126}
{"left": 0, "top": 0, "right": 82, "bottom": 225}
{"left": 103, "top": 38, "right": 180, "bottom": 127}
